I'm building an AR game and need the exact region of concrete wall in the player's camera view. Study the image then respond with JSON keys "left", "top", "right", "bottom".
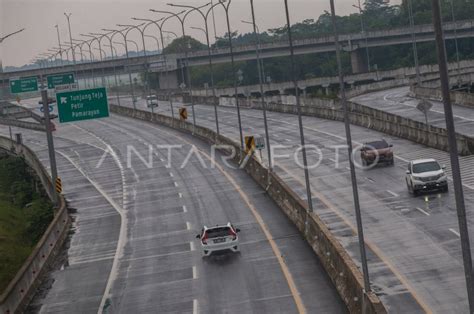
{"left": 110, "top": 104, "right": 387, "bottom": 314}
{"left": 0, "top": 136, "right": 70, "bottom": 314}
{"left": 412, "top": 85, "right": 474, "bottom": 109}
{"left": 185, "top": 94, "right": 474, "bottom": 156}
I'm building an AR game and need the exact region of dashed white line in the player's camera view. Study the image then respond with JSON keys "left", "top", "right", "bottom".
{"left": 416, "top": 207, "right": 431, "bottom": 216}
{"left": 169, "top": 172, "right": 174, "bottom": 178}
{"left": 449, "top": 228, "right": 460, "bottom": 237}
{"left": 182, "top": 205, "right": 187, "bottom": 213}
{"left": 174, "top": 181, "right": 179, "bottom": 187}
{"left": 387, "top": 190, "right": 399, "bottom": 197}
{"left": 178, "top": 192, "right": 183, "bottom": 198}
{"left": 186, "top": 221, "right": 191, "bottom": 230}
{"left": 193, "top": 299, "right": 199, "bottom": 314}
{"left": 190, "top": 241, "right": 195, "bottom": 251}
{"left": 192, "top": 266, "right": 198, "bottom": 279}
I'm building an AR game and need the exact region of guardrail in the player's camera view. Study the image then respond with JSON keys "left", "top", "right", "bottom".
{"left": 0, "top": 136, "right": 70, "bottom": 314}
{"left": 110, "top": 104, "right": 387, "bottom": 314}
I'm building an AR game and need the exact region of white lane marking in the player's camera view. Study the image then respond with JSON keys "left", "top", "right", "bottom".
{"left": 329, "top": 158, "right": 337, "bottom": 163}
{"left": 190, "top": 241, "right": 195, "bottom": 251}
{"left": 193, "top": 299, "right": 199, "bottom": 314}
{"left": 186, "top": 221, "right": 191, "bottom": 230}
{"left": 160, "top": 158, "right": 165, "bottom": 162}
{"left": 192, "top": 266, "right": 198, "bottom": 279}
{"left": 449, "top": 228, "right": 460, "bottom": 237}
{"left": 183, "top": 205, "right": 187, "bottom": 213}
{"left": 174, "top": 181, "right": 179, "bottom": 187}
{"left": 179, "top": 192, "right": 183, "bottom": 198}
{"left": 416, "top": 207, "right": 431, "bottom": 216}
{"left": 170, "top": 172, "right": 174, "bottom": 178}
{"left": 387, "top": 190, "right": 399, "bottom": 197}
{"left": 345, "top": 167, "right": 351, "bottom": 171}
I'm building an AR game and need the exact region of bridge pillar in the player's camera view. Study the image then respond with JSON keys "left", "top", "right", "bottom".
{"left": 159, "top": 70, "right": 180, "bottom": 90}
{"left": 350, "top": 49, "right": 369, "bottom": 74}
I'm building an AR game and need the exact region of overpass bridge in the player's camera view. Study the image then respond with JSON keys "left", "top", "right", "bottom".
{"left": 1, "top": 20, "right": 474, "bottom": 90}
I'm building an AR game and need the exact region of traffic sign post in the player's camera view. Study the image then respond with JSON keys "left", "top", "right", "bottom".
{"left": 179, "top": 108, "right": 188, "bottom": 121}
{"left": 56, "top": 87, "right": 109, "bottom": 123}
{"left": 417, "top": 99, "right": 433, "bottom": 129}
{"left": 255, "top": 136, "right": 265, "bottom": 161}
{"left": 47, "top": 73, "right": 75, "bottom": 89}
{"left": 9, "top": 77, "right": 38, "bottom": 93}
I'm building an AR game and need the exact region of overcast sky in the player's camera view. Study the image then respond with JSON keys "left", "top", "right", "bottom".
{"left": 1, "top": 0, "right": 400, "bottom": 67}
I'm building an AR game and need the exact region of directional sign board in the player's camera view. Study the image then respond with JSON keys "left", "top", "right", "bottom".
{"left": 9, "top": 77, "right": 38, "bottom": 94}
{"left": 56, "top": 87, "right": 109, "bottom": 123}
{"left": 47, "top": 73, "right": 75, "bottom": 89}
{"left": 255, "top": 136, "right": 265, "bottom": 150}
{"left": 416, "top": 99, "right": 433, "bottom": 114}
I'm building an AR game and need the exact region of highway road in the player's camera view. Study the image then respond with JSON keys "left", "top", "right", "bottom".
{"left": 1, "top": 101, "right": 346, "bottom": 313}
{"left": 351, "top": 86, "right": 474, "bottom": 137}
{"left": 119, "top": 94, "right": 474, "bottom": 313}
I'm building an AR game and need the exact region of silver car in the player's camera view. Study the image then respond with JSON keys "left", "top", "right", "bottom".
{"left": 196, "top": 223, "right": 240, "bottom": 257}
{"left": 406, "top": 159, "right": 448, "bottom": 195}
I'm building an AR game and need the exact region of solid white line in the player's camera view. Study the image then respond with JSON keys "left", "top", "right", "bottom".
{"left": 449, "top": 228, "right": 461, "bottom": 237}
{"left": 416, "top": 207, "right": 430, "bottom": 216}
{"left": 183, "top": 205, "right": 187, "bottom": 213}
{"left": 193, "top": 299, "right": 199, "bottom": 314}
{"left": 186, "top": 221, "right": 191, "bottom": 230}
{"left": 387, "top": 190, "right": 399, "bottom": 197}
{"left": 190, "top": 241, "right": 195, "bottom": 251}
{"left": 192, "top": 266, "right": 198, "bottom": 279}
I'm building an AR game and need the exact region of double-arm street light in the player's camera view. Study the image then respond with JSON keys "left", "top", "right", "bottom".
{"left": 0, "top": 28, "right": 25, "bottom": 73}
{"left": 132, "top": 14, "right": 183, "bottom": 119}
{"left": 82, "top": 33, "right": 109, "bottom": 87}
{"left": 172, "top": 1, "right": 223, "bottom": 136}
{"left": 54, "top": 25, "right": 64, "bottom": 67}
{"left": 151, "top": 4, "right": 211, "bottom": 130}
{"left": 104, "top": 27, "right": 138, "bottom": 109}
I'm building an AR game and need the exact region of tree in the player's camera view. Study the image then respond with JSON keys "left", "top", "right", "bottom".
{"left": 163, "top": 36, "right": 206, "bottom": 54}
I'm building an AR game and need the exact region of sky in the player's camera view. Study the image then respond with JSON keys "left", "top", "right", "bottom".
{"left": 1, "top": 0, "right": 400, "bottom": 67}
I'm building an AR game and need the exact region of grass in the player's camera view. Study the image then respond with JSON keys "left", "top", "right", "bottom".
{"left": 0, "top": 156, "right": 53, "bottom": 293}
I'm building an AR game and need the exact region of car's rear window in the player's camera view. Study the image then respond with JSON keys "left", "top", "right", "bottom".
{"left": 413, "top": 161, "right": 441, "bottom": 173}
{"left": 365, "top": 141, "right": 388, "bottom": 150}
{"left": 205, "top": 227, "right": 231, "bottom": 238}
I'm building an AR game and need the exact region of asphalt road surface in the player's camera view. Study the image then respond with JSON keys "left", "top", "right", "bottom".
{"left": 117, "top": 94, "right": 474, "bottom": 313}
{"left": 1, "top": 101, "right": 346, "bottom": 313}
{"left": 351, "top": 86, "right": 474, "bottom": 137}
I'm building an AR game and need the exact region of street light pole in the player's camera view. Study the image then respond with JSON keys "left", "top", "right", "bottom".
{"left": 64, "top": 13, "right": 77, "bottom": 66}
{"left": 353, "top": 0, "right": 371, "bottom": 72}
{"left": 432, "top": 1, "right": 474, "bottom": 312}
{"left": 54, "top": 25, "right": 64, "bottom": 67}
{"left": 330, "top": 0, "right": 371, "bottom": 294}
{"left": 283, "top": 0, "right": 313, "bottom": 211}
{"left": 0, "top": 28, "right": 25, "bottom": 73}
{"left": 407, "top": 0, "right": 421, "bottom": 84}
{"left": 249, "top": 0, "right": 272, "bottom": 170}
{"left": 217, "top": 0, "right": 244, "bottom": 150}
{"left": 96, "top": 32, "right": 122, "bottom": 106}
{"left": 171, "top": 2, "right": 222, "bottom": 136}
{"left": 449, "top": 0, "right": 461, "bottom": 84}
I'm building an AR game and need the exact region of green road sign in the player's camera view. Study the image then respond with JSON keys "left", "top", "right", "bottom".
{"left": 47, "top": 73, "right": 75, "bottom": 89}
{"left": 9, "top": 77, "right": 38, "bottom": 94}
{"left": 56, "top": 87, "right": 109, "bottom": 123}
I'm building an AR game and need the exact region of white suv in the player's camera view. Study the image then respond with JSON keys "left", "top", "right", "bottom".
{"left": 196, "top": 223, "right": 240, "bottom": 257}
{"left": 406, "top": 159, "right": 448, "bottom": 195}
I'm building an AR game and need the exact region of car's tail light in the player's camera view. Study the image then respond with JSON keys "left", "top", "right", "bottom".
{"left": 202, "top": 232, "right": 208, "bottom": 244}
{"left": 229, "top": 229, "right": 237, "bottom": 240}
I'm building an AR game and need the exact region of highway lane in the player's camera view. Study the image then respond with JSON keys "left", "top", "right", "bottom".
{"left": 351, "top": 86, "right": 474, "bottom": 137}
{"left": 1, "top": 107, "right": 346, "bottom": 313}
{"left": 119, "top": 96, "right": 474, "bottom": 313}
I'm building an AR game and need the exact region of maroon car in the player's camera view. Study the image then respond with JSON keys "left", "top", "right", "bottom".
{"left": 360, "top": 139, "right": 394, "bottom": 167}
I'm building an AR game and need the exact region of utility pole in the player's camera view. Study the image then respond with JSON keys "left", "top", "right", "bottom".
{"left": 407, "top": 0, "right": 421, "bottom": 84}
{"left": 331, "top": 0, "right": 371, "bottom": 294}
{"left": 432, "top": 1, "right": 474, "bottom": 312}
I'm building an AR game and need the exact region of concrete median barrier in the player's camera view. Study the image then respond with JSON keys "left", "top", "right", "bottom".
{"left": 0, "top": 136, "right": 70, "bottom": 314}
{"left": 110, "top": 104, "right": 387, "bottom": 314}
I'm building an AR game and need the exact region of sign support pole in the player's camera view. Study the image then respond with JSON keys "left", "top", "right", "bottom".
{"left": 41, "top": 89, "right": 59, "bottom": 204}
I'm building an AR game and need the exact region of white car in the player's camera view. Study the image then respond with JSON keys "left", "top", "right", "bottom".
{"left": 196, "top": 223, "right": 240, "bottom": 257}
{"left": 146, "top": 95, "right": 158, "bottom": 108}
{"left": 406, "top": 159, "right": 448, "bottom": 195}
